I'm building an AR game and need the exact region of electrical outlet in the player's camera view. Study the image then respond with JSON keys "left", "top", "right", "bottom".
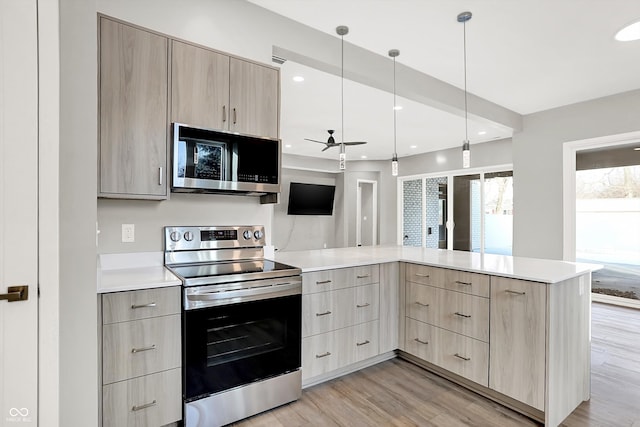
{"left": 122, "top": 224, "right": 135, "bottom": 243}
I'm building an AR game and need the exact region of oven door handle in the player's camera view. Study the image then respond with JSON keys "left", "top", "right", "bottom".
{"left": 185, "top": 281, "right": 301, "bottom": 308}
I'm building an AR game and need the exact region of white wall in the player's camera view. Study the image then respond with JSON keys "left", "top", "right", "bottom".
{"left": 512, "top": 89, "right": 640, "bottom": 260}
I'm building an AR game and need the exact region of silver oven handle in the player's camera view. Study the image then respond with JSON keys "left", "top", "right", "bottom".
{"left": 185, "top": 280, "right": 301, "bottom": 309}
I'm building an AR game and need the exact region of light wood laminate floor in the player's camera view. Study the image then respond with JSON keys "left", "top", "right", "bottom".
{"left": 233, "top": 303, "right": 640, "bottom": 426}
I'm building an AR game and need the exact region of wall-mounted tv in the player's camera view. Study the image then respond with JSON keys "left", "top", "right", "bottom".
{"left": 287, "top": 182, "right": 336, "bottom": 215}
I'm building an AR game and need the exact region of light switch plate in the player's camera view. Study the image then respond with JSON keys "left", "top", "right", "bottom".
{"left": 122, "top": 224, "right": 135, "bottom": 243}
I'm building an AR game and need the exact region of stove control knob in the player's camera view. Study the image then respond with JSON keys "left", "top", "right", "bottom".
{"left": 254, "top": 230, "right": 264, "bottom": 240}
{"left": 169, "top": 231, "right": 181, "bottom": 242}
{"left": 184, "top": 231, "right": 194, "bottom": 241}
{"left": 243, "top": 230, "right": 252, "bottom": 240}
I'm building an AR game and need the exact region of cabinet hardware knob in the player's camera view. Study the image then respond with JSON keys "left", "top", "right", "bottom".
{"left": 414, "top": 338, "right": 429, "bottom": 345}
{"left": 455, "top": 280, "right": 472, "bottom": 286}
{"left": 132, "top": 400, "right": 157, "bottom": 412}
{"left": 356, "top": 303, "right": 370, "bottom": 308}
{"left": 415, "top": 301, "right": 429, "bottom": 307}
{"left": 316, "top": 280, "right": 332, "bottom": 285}
{"left": 131, "top": 344, "right": 156, "bottom": 353}
{"left": 454, "top": 312, "right": 471, "bottom": 318}
{"left": 316, "top": 310, "right": 332, "bottom": 317}
{"left": 505, "top": 289, "right": 526, "bottom": 295}
{"left": 131, "top": 302, "right": 156, "bottom": 309}
{"left": 454, "top": 353, "right": 471, "bottom": 361}
{"left": 316, "top": 352, "right": 331, "bottom": 358}
{"left": 356, "top": 340, "right": 370, "bottom": 346}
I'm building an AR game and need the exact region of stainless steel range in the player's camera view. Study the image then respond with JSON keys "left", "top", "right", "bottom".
{"left": 164, "top": 225, "right": 302, "bottom": 427}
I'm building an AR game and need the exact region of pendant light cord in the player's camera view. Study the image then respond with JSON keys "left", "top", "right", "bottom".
{"left": 463, "top": 19, "right": 468, "bottom": 143}
{"left": 393, "top": 56, "right": 397, "bottom": 157}
{"left": 341, "top": 33, "right": 345, "bottom": 152}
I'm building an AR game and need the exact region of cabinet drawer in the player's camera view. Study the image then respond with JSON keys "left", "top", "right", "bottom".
{"left": 436, "top": 326, "right": 489, "bottom": 387}
{"left": 302, "top": 288, "right": 353, "bottom": 337}
{"left": 406, "top": 282, "right": 439, "bottom": 325}
{"left": 102, "top": 287, "right": 181, "bottom": 324}
{"left": 103, "top": 315, "right": 181, "bottom": 384}
{"left": 354, "top": 283, "right": 379, "bottom": 324}
{"left": 405, "top": 318, "right": 488, "bottom": 386}
{"left": 302, "top": 321, "right": 379, "bottom": 381}
{"left": 405, "top": 318, "right": 438, "bottom": 363}
{"left": 437, "top": 288, "right": 489, "bottom": 342}
{"left": 102, "top": 368, "right": 181, "bottom": 427}
{"left": 302, "top": 265, "right": 379, "bottom": 294}
{"left": 405, "top": 264, "right": 489, "bottom": 298}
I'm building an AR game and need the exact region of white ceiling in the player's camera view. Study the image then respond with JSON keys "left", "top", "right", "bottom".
{"left": 249, "top": 0, "right": 640, "bottom": 161}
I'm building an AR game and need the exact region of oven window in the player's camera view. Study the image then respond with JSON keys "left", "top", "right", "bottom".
{"left": 184, "top": 294, "right": 301, "bottom": 401}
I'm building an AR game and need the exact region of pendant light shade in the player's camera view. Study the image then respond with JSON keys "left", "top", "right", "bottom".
{"left": 389, "top": 49, "right": 400, "bottom": 176}
{"left": 337, "top": 25, "right": 349, "bottom": 170}
{"left": 458, "top": 11, "right": 472, "bottom": 169}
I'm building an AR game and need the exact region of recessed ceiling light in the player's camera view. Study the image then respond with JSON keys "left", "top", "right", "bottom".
{"left": 409, "top": 145, "right": 417, "bottom": 149}
{"left": 393, "top": 105, "right": 403, "bottom": 111}
{"left": 615, "top": 20, "right": 640, "bottom": 41}
{"left": 361, "top": 155, "right": 367, "bottom": 159}
{"left": 478, "top": 130, "right": 487, "bottom": 135}
{"left": 634, "top": 147, "right": 640, "bottom": 151}
{"left": 292, "top": 76, "right": 305, "bottom": 82}
{"left": 285, "top": 144, "right": 292, "bottom": 148}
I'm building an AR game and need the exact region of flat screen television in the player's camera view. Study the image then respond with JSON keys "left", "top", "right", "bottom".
{"left": 287, "top": 182, "right": 336, "bottom": 215}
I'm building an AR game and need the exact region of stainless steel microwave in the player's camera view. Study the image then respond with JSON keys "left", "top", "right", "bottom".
{"left": 171, "top": 123, "right": 281, "bottom": 196}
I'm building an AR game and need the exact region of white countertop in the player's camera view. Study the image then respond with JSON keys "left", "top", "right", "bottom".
{"left": 97, "top": 252, "right": 181, "bottom": 293}
{"left": 274, "top": 245, "right": 600, "bottom": 284}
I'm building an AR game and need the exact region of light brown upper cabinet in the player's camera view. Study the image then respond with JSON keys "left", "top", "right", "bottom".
{"left": 98, "top": 17, "right": 169, "bottom": 199}
{"left": 171, "top": 41, "right": 279, "bottom": 139}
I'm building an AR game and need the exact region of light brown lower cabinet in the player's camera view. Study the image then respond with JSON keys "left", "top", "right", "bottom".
{"left": 402, "top": 263, "right": 592, "bottom": 427}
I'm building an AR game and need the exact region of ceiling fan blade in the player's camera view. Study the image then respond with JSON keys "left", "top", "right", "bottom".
{"left": 304, "top": 138, "right": 327, "bottom": 144}
{"left": 321, "top": 146, "right": 331, "bottom": 152}
{"left": 343, "top": 141, "right": 368, "bottom": 146}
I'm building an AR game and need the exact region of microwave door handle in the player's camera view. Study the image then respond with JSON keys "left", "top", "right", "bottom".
{"left": 193, "top": 145, "right": 198, "bottom": 164}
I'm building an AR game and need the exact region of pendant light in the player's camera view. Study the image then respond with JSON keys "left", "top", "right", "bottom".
{"left": 458, "top": 11, "right": 472, "bottom": 169}
{"left": 336, "top": 25, "right": 349, "bottom": 170}
{"left": 389, "top": 49, "right": 400, "bottom": 176}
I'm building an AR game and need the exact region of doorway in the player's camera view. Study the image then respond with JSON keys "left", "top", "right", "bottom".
{"left": 356, "top": 180, "right": 378, "bottom": 246}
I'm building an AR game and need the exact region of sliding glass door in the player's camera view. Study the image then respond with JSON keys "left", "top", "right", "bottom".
{"left": 400, "top": 168, "right": 513, "bottom": 254}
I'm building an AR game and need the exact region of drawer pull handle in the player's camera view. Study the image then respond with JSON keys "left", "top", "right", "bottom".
{"left": 414, "top": 338, "right": 429, "bottom": 345}
{"left": 356, "top": 340, "right": 370, "bottom": 346}
{"left": 316, "top": 310, "right": 332, "bottom": 317}
{"left": 505, "top": 289, "right": 526, "bottom": 295}
{"left": 455, "top": 280, "right": 472, "bottom": 286}
{"left": 356, "top": 274, "right": 370, "bottom": 279}
{"left": 131, "top": 344, "right": 156, "bottom": 353}
{"left": 316, "top": 352, "right": 331, "bottom": 358}
{"left": 356, "top": 303, "right": 370, "bottom": 308}
{"left": 415, "top": 301, "right": 430, "bottom": 307}
{"left": 454, "top": 353, "right": 471, "bottom": 361}
{"left": 132, "top": 400, "right": 157, "bottom": 412}
{"left": 454, "top": 312, "right": 471, "bottom": 318}
{"left": 415, "top": 273, "right": 430, "bottom": 278}
{"left": 316, "top": 280, "right": 332, "bottom": 285}
{"left": 131, "top": 302, "right": 156, "bottom": 309}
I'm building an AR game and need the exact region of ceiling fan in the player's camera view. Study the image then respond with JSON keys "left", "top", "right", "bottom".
{"left": 305, "top": 129, "right": 367, "bottom": 152}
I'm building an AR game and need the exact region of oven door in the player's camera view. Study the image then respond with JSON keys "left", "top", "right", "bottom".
{"left": 183, "top": 288, "right": 301, "bottom": 401}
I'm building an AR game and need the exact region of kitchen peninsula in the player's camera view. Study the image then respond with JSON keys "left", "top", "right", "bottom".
{"left": 274, "top": 245, "right": 596, "bottom": 427}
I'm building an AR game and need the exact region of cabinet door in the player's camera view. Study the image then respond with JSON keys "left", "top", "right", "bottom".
{"left": 229, "top": 58, "right": 279, "bottom": 138}
{"left": 171, "top": 41, "right": 230, "bottom": 129}
{"left": 490, "top": 277, "right": 546, "bottom": 411}
{"left": 99, "top": 18, "right": 168, "bottom": 198}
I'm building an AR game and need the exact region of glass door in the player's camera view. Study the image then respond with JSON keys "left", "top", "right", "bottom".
{"left": 452, "top": 174, "right": 481, "bottom": 251}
